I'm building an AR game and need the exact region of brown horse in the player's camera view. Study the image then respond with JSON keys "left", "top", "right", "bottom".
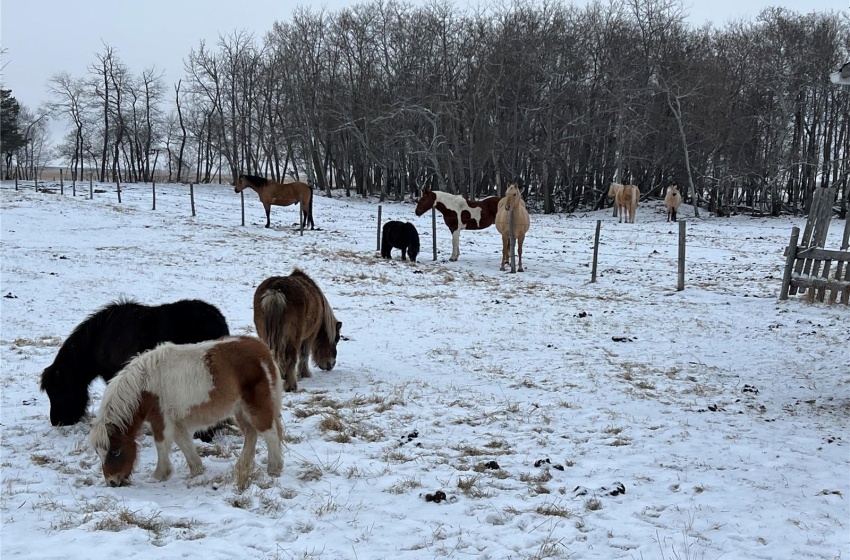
{"left": 495, "top": 184, "right": 531, "bottom": 272}
{"left": 664, "top": 184, "right": 683, "bottom": 221}
{"left": 414, "top": 188, "right": 501, "bottom": 261}
{"left": 607, "top": 182, "right": 640, "bottom": 223}
{"left": 89, "top": 336, "right": 284, "bottom": 487}
{"left": 253, "top": 269, "right": 342, "bottom": 392}
{"left": 235, "top": 174, "right": 315, "bottom": 230}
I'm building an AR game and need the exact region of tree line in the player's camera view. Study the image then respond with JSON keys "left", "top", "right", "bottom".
{"left": 4, "top": 0, "right": 849, "bottom": 217}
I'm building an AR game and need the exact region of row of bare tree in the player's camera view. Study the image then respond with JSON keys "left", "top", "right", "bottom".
{"left": 40, "top": 0, "right": 850, "bottom": 216}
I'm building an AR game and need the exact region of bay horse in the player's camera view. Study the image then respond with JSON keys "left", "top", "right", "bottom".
{"left": 495, "top": 184, "right": 531, "bottom": 272}
{"left": 607, "top": 182, "right": 640, "bottom": 223}
{"left": 414, "top": 188, "right": 501, "bottom": 261}
{"left": 235, "top": 174, "right": 315, "bottom": 230}
{"left": 40, "top": 298, "right": 229, "bottom": 437}
{"left": 253, "top": 269, "right": 342, "bottom": 392}
{"left": 90, "top": 336, "right": 284, "bottom": 487}
{"left": 665, "top": 184, "right": 683, "bottom": 221}
{"left": 381, "top": 221, "right": 420, "bottom": 262}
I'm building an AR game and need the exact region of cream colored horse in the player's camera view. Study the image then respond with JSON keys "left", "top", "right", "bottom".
{"left": 607, "top": 182, "right": 640, "bottom": 223}
{"left": 495, "top": 183, "right": 531, "bottom": 271}
{"left": 664, "top": 184, "right": 682, "bottom": 221}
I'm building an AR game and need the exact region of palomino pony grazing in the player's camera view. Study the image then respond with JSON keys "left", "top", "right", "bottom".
{"left": 90, "top": 336, "right": 283, "bottom": 487}
{"left": 495, "top": 183, "right": 531, "bottom": 272}
{"left": 414, "top": 188, "right": 501, "bottom": 261}
{"left": 664, "top": 184, "right": 683, "bottom": 221}
{"left": 235, "top": 174, "right": 315, "bottom": 230}
{"left": 607, "top": 182, "right": 640, "bottom": 223}
{"left": 40, "top": 299, "right": 229, "bottom": 432}
{"left": 253, "top": 269, "right": 342, "bottom": 392}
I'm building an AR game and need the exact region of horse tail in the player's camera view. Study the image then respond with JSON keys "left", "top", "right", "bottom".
{"left": 307, "top": 184, "right": 315, "bottom": 229}
{"left": 260, "top": 290, "right": 289, "bottom": 371}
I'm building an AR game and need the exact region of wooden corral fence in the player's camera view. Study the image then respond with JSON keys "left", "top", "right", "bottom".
{"left": 781, "top": 187, "right": 850, "bottom": 304}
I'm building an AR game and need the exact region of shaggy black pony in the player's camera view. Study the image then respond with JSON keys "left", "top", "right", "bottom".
{"left": 40, "top": 298, "right": 230, "bottom": 440}
{"left": 381, "top": 221, "right": 420, "bottom": 262}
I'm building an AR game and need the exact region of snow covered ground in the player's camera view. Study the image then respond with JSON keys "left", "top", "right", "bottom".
{"left": 1, "top": 180, "right": 847, "bottom": 560}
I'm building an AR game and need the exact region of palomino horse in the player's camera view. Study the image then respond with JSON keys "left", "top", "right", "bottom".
{"left": 664, "top": 184, "right": 683, "bottom": 221}
{"left": 495, "top": 183, "right": 531, "bottom": 272}
{"left": 235, "top": 174, "right": 315, "bottom": 230}
{"left": 253, "top": 269, "right": 342, "bottom": 392}
{"left": 40, "top": 298, "right": 229, "bottom": 435}
{"left": 607, "top": 182, "right": 640, "bottom": 223}
{"left": 414, "top": 188, "right": 501, "bottom": 261}
{"left": 90, "top": 336, "right": 284, "bottom": 486}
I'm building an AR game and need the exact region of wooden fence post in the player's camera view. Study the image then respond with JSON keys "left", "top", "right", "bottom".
{"left": 780, "top": 226, "right": 801, "bottom": 300}
{"left": 152, "top": 179, "right": 156, "bottom": 210}
{"left": 72, "top": 174, "right": 76, "bottom": 197}
{"left": 240, "top": 190, "right": 245, "bottom": 226}
{"left": 591, "top": 220, "right": 601, "bottom": 283}
{"left": 509, "top": 208, "right": 516, "bottom": 273}
{"left": 677, "top": 220, "right": 686, "bottom": 291}
{"left": 89, "top": 174, "right": 93, "bottom": 199}
{"left": 299, "top": 199, "right": 304, "bottom": 236}
{"left": 60, "top": 168, "right": 64, "bottom": 195}
{"left": 190, "top": 183, "right": 196, "bottom": 216}
{"left": 14, "top": 169, "right": 18, "bottom": 191}
{"left": 116, "top": 177, "right": 122, "bottom": 203}
{"left": 376, "top": 204, "right": 382, "bottom": 251}
{"left": 432, "top": 207, "right": 437, "bottom": 261}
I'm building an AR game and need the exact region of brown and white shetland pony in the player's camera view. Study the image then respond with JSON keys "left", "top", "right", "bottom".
{"left": 254, "top": 269, "right": 342, "bottom": 393}
{"left": 89, "top": 336, "right": 284, "bottom": 487}
{"left": 608, "top": 182, "right": 640, "bottom": 223}
{"left": 235, "top": 174, "right": 315, "bottom": 230}
{"left": 664, "top": 184, "right": 683, "bottom": 221}
{"left": 495, "top": 183, "right": 531, "bottom": 272}
{"left": 414, "top": 188, "right": 502, "bottom": 261}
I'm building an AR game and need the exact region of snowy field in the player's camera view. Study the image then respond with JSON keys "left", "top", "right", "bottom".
{"left": 1, "top": 180, "right": 848, "bottom": 560}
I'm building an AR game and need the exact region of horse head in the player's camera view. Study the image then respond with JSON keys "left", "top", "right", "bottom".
{"left": 607, "top": 183, "right": 623, "bottom": 199}
{"left": 234, "top": 174, "right": 249, "bottom": 193}
{"left": 92, "top": 422, "right": 139, "bottom": 487}
{"left": 503, "top": 184, "right": 522, "bottom": 211}
{"left": 314, "top": 319, "right": 342, "bottom": 371}
{"left": 41, "top": 364, "right": 90, "bottom": 426}
{"left": 415, "top": 189, "right": 436, "bottom": 216}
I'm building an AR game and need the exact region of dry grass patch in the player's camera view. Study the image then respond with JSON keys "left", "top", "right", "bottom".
{"left": 387, "top": 476, "right": 422, "bottom": 494}
{"left": 536, "top": 502, "right": 573, "bottom": 518}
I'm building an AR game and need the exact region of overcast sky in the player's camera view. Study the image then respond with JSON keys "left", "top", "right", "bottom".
{"left": 1, "top": 0, "right": 847, "bottom": 122}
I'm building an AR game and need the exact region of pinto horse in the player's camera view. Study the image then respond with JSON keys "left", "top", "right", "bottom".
{"left": 40, "top": 298, "right": 229, "bottom": 434}
{"left": 253, "top": 269, "right": 342, "bottom": 392}
{"left": 495, "top": 184, "right": 531, "bottom": 272}
{"left": 414, "top": 188, "right": 501, "bottom": 261}
{"left": 235, "top": 174, "right": 315, "bottom": 230}
{"left": 664, "top": 184, "right": 683, "bottom": 221}
{"left": 607, "top": 182, "right": 640, "bottom": 223}
{"left": 90, "top": 336, "right": 284, "bottom": 486}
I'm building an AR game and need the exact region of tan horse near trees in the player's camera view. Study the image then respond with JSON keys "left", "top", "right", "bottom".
{"left": 664, "top": 184, "right": 683, "bottom": 221}
{"left": 608, "top": 182, "right": 640, "bottom": 223}
{"left": 235, "top": 174, "right": 315, "bottom": 229}
{"left": 495, "top": 184, "right": 531, "bottom": 272}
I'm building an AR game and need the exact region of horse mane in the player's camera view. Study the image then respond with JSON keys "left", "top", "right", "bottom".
{"left": 89, "top": 348, "right": 155, "bottom": 450}
{"left": 41, "top": 298, "right": 143, "bottom": 391}
{"left": 240, "top": 174, "right": 268, "bottom": 188}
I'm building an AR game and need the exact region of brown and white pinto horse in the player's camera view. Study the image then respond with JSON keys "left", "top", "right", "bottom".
{"left": 235, "top": 174, "right": 315, "bottom": 230}
{"left": 608, "top": 182, "right": 640, "bottom": 223}
{"left": 495, "top": 184, "right": 531, "bottom": 272}
{"left": 414, "top": 188, "right": 501, "bottom": 261}
{"left": 90, "top": 336, "right": 284, "bottom": 487}
{"left": 254, "top": 269, "right": 342, "bottom": 393}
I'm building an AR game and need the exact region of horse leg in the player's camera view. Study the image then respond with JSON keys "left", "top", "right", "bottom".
{"left": 282, "top": 343, "right": 300, "bottom": 392}
{"left": 517, "top": 235, "right": 524, "bottom": 272}
{"left": 172, "top": 422, "right": 205, "bottom": 477}
{"left": 500, "top": 235, "right": 509, "bottom": 271}
{"left": 233, "top": 406, "right": 259, "bottom": 476}
{"left": 261, "top": 416, "right": 284, "bottom": 476}
{"left": 297, "top": 340, "right": 312, "bottom": 379}
{"left": 672, "top": 208, "right": 677, "bottom": 221}
{"left": 264, "top": 203, "right": 271, "bottom": 228}
{"left": 450, "top": 229, "right": 461, "bottom": 261}
{"left": 151, "top": 420, "right": 173, "bottom": 481}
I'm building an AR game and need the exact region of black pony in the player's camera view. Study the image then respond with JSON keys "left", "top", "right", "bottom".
{"left": 40, "top": 298, "right": 230, "bottom": 438}
{"left": 381, "top": 221, "right": 420, "bottom": 262}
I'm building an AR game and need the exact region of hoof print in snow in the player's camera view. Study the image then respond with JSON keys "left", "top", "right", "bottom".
{"left": 575, "top": 311, "right": 590, "bottom": 318}
{"left": 534, "top": 458, "right": 551, "bottom": 468}
{"left": 483, "top": 460, "right": 500, "bottom": 470}
{"left": 573, "top": 482, "right": 625, "bottom": 498}
{"left": 742, "top": 384, "right": 759, "bottom": 394}
{"left": 611, "top": 336, "right": 634, "bottom": 342}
